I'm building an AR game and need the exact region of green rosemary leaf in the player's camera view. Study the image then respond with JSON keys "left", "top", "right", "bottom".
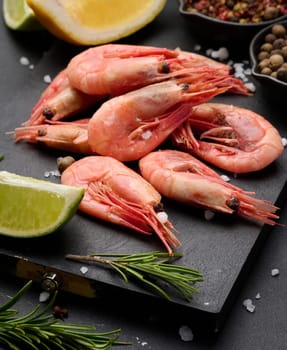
{"left": 0, "top": 280, "right": 33, "bottom": 313}
{"left": 66, "top": 251, "right": 203, "bottom": 301}
{"left": 109, "top": 263, "right": 129, "bottom": 283}
{"left": 0, "top": 281, "right": 127, "bottom": 350}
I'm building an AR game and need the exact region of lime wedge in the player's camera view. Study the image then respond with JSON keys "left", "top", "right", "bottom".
{"left": 0, "top": 171, "right": 84, "bottom": 238}
{"left": 3, "top": 0, "right": 43, "bottom": 31}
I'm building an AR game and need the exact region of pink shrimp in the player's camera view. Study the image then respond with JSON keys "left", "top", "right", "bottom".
{"left": 23, "top": 69, "right": 103, "bottom": 126}
{"left": 61, "top": 156, "right": 180, "bottom": 255}
{"left": 172, "top": 103, "right": 284, "bottom": 174}
{"left": 24, "top": 44, "right": 249, "bottom": 127}
{"left": 13, "top": 119, "right": 91, "bottom": 154}
{"left": 87, "top": 68, "right": 246, "bottom": 162}
{"left": 139, "top": 150, "right": 280, "bottom": 226}
{"left": 66, "top": 43, "right": 238, "bottom": 95}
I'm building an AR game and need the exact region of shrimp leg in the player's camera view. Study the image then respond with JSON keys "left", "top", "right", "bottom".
{"left": 61, "top": 156, "right": 181, "bottom": 255}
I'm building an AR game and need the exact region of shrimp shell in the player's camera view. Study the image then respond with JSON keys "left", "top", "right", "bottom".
{"left": 87, "top": 68, "right": 239, "bottom": 162}
{"left": 13, "top": 119, "right": 91, "bottom": 154}
{"left": 61, "top": 156, "right": 181, "bottom": 255}
{"left": 139, "top": 150, "right": 280, "bottom": 226}
{"left": 172, "top": 103, "right": 284, "bottom": 173}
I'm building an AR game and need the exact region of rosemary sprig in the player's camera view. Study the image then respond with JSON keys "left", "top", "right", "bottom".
{"left": 0, "top": 280, "right": 127, "bottom": 350}
{"left": 65, "top": 251, "right": 204, "bottom": 301}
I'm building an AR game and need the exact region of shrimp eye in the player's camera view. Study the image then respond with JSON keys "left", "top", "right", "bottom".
{"left": 43, "top": 107, "right": 55, "bottom": 119}
{"left": 159, "top": 61, "right": 170, "bottom": 74}
{"left": 226, "top": 197, "right": 240, "bottom": 211}
{"left": 180, "top": 83, "right": 190, "bottom": 91}
{"left": 154, "top": 203, "right": 164, "bottom": 212}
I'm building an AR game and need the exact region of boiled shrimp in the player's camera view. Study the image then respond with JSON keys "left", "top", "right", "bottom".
{"left": 172, "top": 103, "right": 284, "bottom": 174}
{"left": 24, "top": 44, "right": 249, "bottom": 126}
{"left": 139, "top": 150, "right": 279, "bottom": 226}
{"left": 60, "top": 156, "right": 180, "bottom": 255}
{"left": 23, "top": 69, "right": 103, "bottom": 126}
{"left": 67, "top": 43, "right": 240, "bottom": 95}
{"left": 88, "top": 68, "right": 243, "bottom": 162}
{"left": 13, "top": 119, "right": 91, "bottom": 154}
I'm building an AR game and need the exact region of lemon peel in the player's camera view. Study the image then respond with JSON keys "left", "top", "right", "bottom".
{"left": 26, "top": 0, "right": 167, "bottom": 45}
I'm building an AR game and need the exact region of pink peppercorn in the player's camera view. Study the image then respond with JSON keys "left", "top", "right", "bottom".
{"left": 184, "top": 0, "right": 287, "bottom": 23}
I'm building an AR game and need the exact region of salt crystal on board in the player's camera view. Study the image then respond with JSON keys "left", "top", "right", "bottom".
{"left": 204, "top": 210, "right": 215, "bottom": 221}
{"left": 19, "top": 56, "right": 30, "bottom": 66}
{"left": 43, "top": 74, "right": 52, "bottom": 84}
{"left": 80, "top": 266, "right": 89, "bottom": 274}
{"left": 179, "top": 325, "right": 194, "bottom": 342}
{"left": 39, "top": 291, "right": 50, "bottom": 303}
{"left": 210, "top": 47, "right": 229, "bottom": 61}
{"left": 221, "top": 174, "right": 230, "bottom": 182}
{"left": 243, "top": 298, "right": 255, "bottom": 313}
{"left": 271, "top": 268, "right": 280, "bottom": 276}
{"left": 244, "top": 82, "right": 256, "bottom": 92}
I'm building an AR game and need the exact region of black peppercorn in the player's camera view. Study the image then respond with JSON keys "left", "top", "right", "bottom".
{"left": 277, "top": 68, "right": 287, "bottom": 82}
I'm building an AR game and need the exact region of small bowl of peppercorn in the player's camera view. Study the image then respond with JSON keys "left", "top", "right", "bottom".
{"left": 250, "top": 21, "right": 287, "bottom": 100}
{"left": 179, "top": 0, "right": 287, "bottom": 57}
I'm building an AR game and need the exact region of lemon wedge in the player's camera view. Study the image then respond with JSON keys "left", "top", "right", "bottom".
{"left": 25, "top": 0, "right": 167, "bottom": 45}
{"left": 0, "top": 171, "right": 84, "bottom": 238}
{"left": 3, "top": 0, "right": 42, "bottom": 31}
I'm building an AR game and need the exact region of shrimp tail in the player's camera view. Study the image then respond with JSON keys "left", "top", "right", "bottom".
{"left": 83, "top": 182, "right": 180, "bottom": 255}
{"left": 237, "top": 193, "right": 280, "bottom": 226}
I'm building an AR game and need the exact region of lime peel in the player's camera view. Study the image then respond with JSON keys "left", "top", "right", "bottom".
{"left": 0, "top": 171, "right": 84, "bottom": 238}
{"left": 3, "top": 0, "right": 43, "bottom": 31}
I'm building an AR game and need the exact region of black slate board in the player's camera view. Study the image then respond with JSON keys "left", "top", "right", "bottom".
{"left": 0, "top": 0, "right": 286, "bottom": 337}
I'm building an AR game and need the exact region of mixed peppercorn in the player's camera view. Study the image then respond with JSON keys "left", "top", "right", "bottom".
{"left": 255, "top": 23, "right": 287, "bottom": 82}
{"left": 183, "top": 1, "right": 287, "bottom": 24}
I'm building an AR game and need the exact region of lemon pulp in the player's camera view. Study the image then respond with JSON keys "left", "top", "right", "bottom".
{"left": 26, "top": 0, "right": 167, "bottom": 45}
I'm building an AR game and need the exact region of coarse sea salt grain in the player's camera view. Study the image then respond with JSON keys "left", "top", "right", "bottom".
{"left": 44, "top": 170, "right": 61, "bottom": 178}
{"left": 255, "top": 293, "right": 261, "bottom": 300}
{"left": 39, "top": 291, "right": 50, "bottom": 303}
{"left": 204, "top": 210, "right": 215, "bottom": 221}
{"left": 220, "top": 174, "right": 230, "bottom": 182}
{"left": 43, "top": 74, "right": 52, "bottom": 84}
{"left": 243, "top": 298, "right": 255, "bottom": 313}
{"left": 156, "top": 211, "right": 168, "bottom": 224}
{"left": 244, "top": 82, "right": 256, "bottom": 92}
{"left": 179, "top": 325, "right": 194, "bottom": 342}
{"left": 210, "top": 47, "right": 229, "bottom": 61}
{"left": 271, "top": 268, "right": 280, "bottom": 276}
{"left": 19, "top": 56, "right": 30, "bottom": 66}
{"left": 80, "top": 266, "right": 89, "bottom": 274}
